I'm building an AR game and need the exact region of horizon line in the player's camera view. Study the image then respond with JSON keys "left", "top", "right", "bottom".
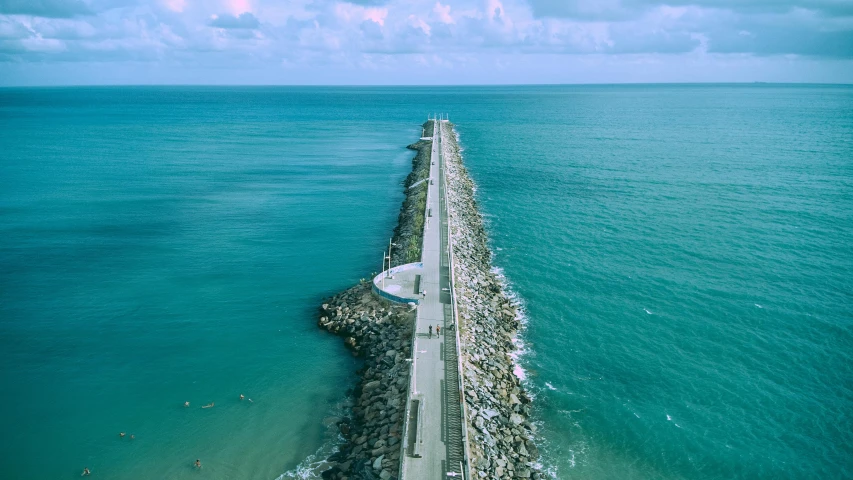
{"left": 2, "top": 81, "right": 852, "bottom": 88}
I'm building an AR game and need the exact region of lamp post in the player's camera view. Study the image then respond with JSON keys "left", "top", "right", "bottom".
{"left": 387, "top": 239, "right": 398, "bottom": 277}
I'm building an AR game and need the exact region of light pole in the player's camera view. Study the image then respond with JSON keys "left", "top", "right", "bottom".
{"left": 387, "top": 239, "right": 398, "bottom": 277}
{"left": 382, "top": 250, "right": 387, "bottom": 290}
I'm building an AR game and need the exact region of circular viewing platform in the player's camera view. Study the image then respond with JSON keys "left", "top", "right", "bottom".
{"left": 372, "top": 262, "right": 424, "bottom": 305}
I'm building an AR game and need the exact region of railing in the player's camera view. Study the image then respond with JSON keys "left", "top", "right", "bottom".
{"left": 440, "top": 120, "right": 473, "bottom": 480}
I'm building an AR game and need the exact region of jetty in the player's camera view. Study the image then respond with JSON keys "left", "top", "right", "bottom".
{"left": 394, "top": 118, "right": 470, "bottom": 479}
{"left": 317, "top": 117, "right": 540, "bottom": 480}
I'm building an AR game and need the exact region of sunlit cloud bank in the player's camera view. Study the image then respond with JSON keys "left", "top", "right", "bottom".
{"left": 0, "top": 0, "right": 851, "bottom": 84}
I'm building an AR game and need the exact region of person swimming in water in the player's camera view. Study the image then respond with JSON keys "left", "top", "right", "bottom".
{"left": 184, "top": 401, "right": 190, "bottom": 407}
{"left": 195, "top": 459, "right": 202, "bottom": 469}
{"left": 119, "top": 432, "right": 126, "bottom": 438}
{"left": 240, "top": 394, "right": 244, "bottom": 401}
{"left": 202, "top": 402, "right": 214, "bottom": 408}
{"left": 81, "top": 467, "right": 91, "bottom": 476}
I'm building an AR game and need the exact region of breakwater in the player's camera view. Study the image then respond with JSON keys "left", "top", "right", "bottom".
{"left": 317, "top": 119, "right": 539, "bottom": 479}
{"left": 441, "top": 121, "right": 542, "bottom": 479}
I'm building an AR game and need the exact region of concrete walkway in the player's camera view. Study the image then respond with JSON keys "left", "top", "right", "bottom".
{"left": 400, "top": 120, "right": 466, "bottom": 480}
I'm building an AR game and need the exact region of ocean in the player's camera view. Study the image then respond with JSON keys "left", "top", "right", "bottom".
{"left": 1, "top": 85, "right": 851, "bottom": 479}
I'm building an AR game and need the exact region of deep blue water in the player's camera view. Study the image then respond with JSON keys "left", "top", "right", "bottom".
{"left": 1, "top": 85, "right": 851, "bottom": 479}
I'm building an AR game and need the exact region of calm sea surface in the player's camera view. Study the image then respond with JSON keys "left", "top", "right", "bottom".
{"left": 1, "top": 85, "right": 851, "bottom": 479}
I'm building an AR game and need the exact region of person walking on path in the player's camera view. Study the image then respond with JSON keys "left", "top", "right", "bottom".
{"left": 436, "top": 325, "right": 441, "bottom": 336}
{"left": 428, "top": 325, "right": 432, "bottom": 338}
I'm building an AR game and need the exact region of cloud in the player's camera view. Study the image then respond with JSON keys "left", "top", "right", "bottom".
{"left": 522, "top": 0, "right": 853, "bottom": 58}
{"left": 340, "top": 0, "right": 389, "bottom": 5}
{"left": 209, "top": 12, "right": 260, "bottom": 29}
{"left": 0, "top": 0, "right": 92, "bottom": 18}
{"left": 433, "top": 2, "right": 454, "bottom": 24}
{"left": 525, "top": 0, "right": 853, "bottom": 20}
{"left": 0, "top": 0, "right": 851, "bottom": 84}
{"left": 704, "top": 11, "right": 853, "bottom": 57}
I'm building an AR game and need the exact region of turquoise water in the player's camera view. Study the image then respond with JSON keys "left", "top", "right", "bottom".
{"left": 2, "top": 86, "right": 852, "bottom": 479}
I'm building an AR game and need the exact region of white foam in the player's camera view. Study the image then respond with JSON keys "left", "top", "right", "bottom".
{"left": 276, "top": 400, "right": 350, "bottom": 479}
{"left": 545, "top": 382, "right": 557, "bottom": 391}
{"left": 755, "top": 303, "right": 763, "bottom": 308}
{"left": 666, "top": 414, "right": 672, "bottom": 421}
{"left": 276, "top": 448, "right": 330, "bottom": 480}
{"left": 644, "top": 308, "right": 653, "bottom": 315}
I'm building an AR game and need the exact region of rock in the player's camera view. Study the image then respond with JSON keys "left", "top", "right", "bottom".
{"left": 481, "top": 409, "right": 499, "bottom": 419}
{"left": 509, "top": 414, "right": 523, "bottom": 425}
{"left": 526, "top": 440, "right": 539, "bottom": 458}
{"left": 363, "top": 381, "right": 381, "bottom": 392}
{"left": 372, "top": 455, "right": 384, "bottom": 470}
{"left": 474, "top": 416, "right": 486, "bottom": 431}
{"left": 321, "top": 466, "right": 340, "bottom": 479}
{"left": 380, "top": 470, "right": 392, "bottom": 480}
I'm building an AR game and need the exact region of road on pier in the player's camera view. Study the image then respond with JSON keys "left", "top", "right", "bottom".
{"left": 400, "top": 120, "right": 467, "bottom": 480}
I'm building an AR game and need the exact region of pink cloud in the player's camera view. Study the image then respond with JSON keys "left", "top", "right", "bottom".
{"left": 227, "top": 0, "right": 252, "bottom": 15}
{"left": 434, "top": 2, "right": 454, "bottom": 24}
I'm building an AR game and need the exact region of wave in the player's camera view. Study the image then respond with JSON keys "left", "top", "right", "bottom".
{"left": 274, "top": 401, "right": 350, "bottom": 479}
{"left": 487, "top": 263, "right": 563, "bottom": 478}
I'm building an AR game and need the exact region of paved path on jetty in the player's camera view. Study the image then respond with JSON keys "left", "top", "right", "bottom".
{"left": 401, "top": 120, "right": 467, "bottom": 479}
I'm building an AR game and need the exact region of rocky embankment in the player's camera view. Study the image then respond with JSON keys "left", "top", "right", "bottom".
{"left": 316, "top": 122, "right": 433, "bottom": 480}
{"left": 317, "top": 283, "right": 414, "bottom": 480}
{"left": 441, "top": 121, "right": 542, "bottom": 479}
{"left": 392, "top": 122, "right": 433, "bottom": 266}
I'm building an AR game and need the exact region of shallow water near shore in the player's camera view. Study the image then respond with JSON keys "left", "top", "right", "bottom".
{"left": 2, "top": 85, "right": 852, "bottom": 479}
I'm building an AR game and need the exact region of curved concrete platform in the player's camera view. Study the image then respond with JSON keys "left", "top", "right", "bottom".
{"left": 372, "top": 262, "right": 425, "bottom": 304}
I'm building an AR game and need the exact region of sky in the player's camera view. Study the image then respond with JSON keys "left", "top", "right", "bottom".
{"left": 0, "top": 0, "right": 852, "bottom": 85}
